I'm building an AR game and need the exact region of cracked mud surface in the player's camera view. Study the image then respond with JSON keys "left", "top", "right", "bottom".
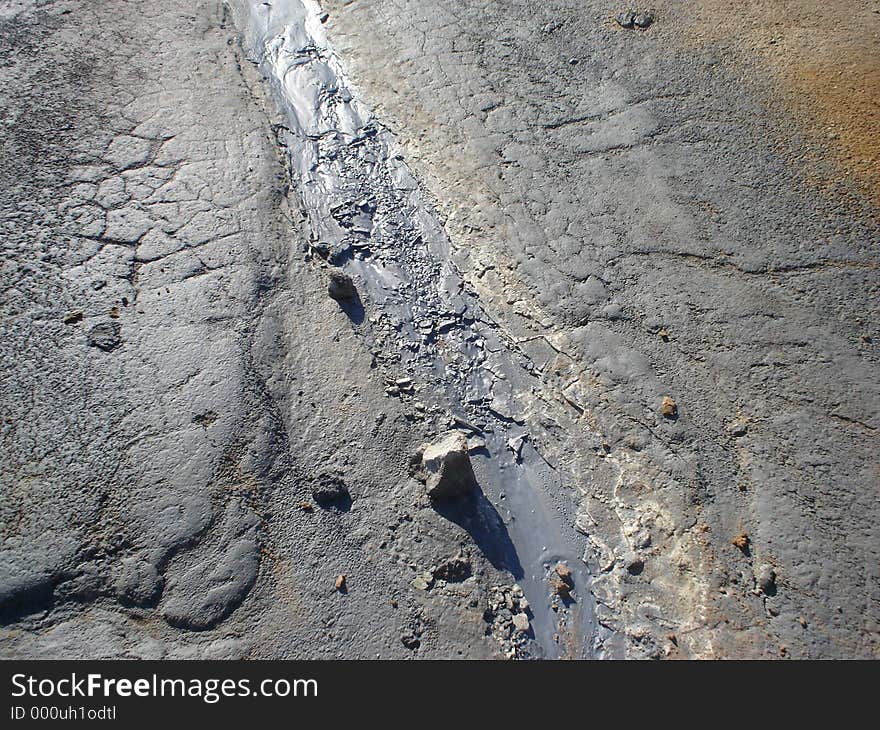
{"left": 1, "top": 0, "right": 878, "bottom": 659}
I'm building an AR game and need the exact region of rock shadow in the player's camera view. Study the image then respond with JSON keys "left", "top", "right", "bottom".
{"left": 434, "top": 485, "right": 524, "bottom": 580}
{"left": 337, "top": 291, "right": 365, "bottom": 325}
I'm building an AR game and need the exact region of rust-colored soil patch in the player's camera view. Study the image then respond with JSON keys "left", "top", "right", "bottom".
{"left": 661, "top": 1, "right": 880, "bottom": 207}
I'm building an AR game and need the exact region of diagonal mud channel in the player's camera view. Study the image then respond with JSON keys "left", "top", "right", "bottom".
{"left": 227, "top": 0, "right": 601, "bottom": 658}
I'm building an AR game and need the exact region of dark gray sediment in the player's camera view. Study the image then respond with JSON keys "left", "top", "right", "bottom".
{"left": 227, "top": 0, "right": 604, "bottom": 657}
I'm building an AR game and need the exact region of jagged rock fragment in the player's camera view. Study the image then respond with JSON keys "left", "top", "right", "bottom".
{"left": 727, "top": 419, "right": 748, "bottom": 436}
{"left": 416, "top": 430, "right": 478, "bottom": 499}
{"left": 512, "top": 613, "right": 530, "bottom": 633}
{"left": 615, "top": 10, "right": 635, "bottom": 28}
{"left": 633, "top": 10, "right": 654, "bottom": 28}
{"left": 87, "top": 321, "right": 121, "bottom": 351}
{"left": 661, "top": 395, "right": 677, "bottom": 418}
{"left": 311, "top": 474, "right": 350, "bottom": 510}
{"left": 327, "top": 270, "right": 356, "bottom": 301}
{"left": 555, "top": 562, "right": 572, "bottom": 581}
{"left": 755, "top": 565, "right": 776, "bottom": 594}
{"left": 411, "top": 572, "right": 433, "bottom": 591}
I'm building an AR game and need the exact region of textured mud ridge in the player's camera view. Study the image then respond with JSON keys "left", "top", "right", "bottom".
{"left": 2, "top": 0, "right": 877, "bottom": 660}
{"left": 228, "top": 0, "right": 603, "bottom": 658}
{"left": 2, "top": 0, "right": 561, "bottom": 660}
{"left": 321, "top": 0, "right": 880, "bottom": 659}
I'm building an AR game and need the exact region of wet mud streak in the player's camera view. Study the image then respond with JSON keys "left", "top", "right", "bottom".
{"left": 227, "top": 0, "right": 599, "bottom": 658}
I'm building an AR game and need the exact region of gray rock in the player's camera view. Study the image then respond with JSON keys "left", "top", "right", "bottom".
{"left": 633, "top": 10, "right": 654, "bottom": 28}
{"left": 328, "top": 270, "right": 356, "bottom": 301}
{"left": 755, "top": 565, "right": 777, "bottom": 594}
{"left": 311, "top": 473, "right": 351, "bottom": 510}
{"left": 727, "top": 420, "right": 749, "bottom": 437}
{"left": 615, "top": 11, "right": 635, "bottom": 28}
{"left": 411, "top": 572, "right": 433, "bottom": 590}
{"left": 626, "top": 555, "right": 645, "bottom": 575}
{"left": 512, "top": 612, "right": 530, "bottom": 632}
{"left": 418, "top": 430, "right": 478, "bottom": 499}
{"left": 87, "top": 321, "right": 121, "bottom": 351}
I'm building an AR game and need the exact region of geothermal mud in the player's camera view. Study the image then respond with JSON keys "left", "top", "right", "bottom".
{"left": 1, "top": 0, "right": 878, "bottom": 659}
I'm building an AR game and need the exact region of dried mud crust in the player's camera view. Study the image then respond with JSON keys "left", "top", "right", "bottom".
{"left": 0, "top": 0, "right": 522, "bottom": 659}
{"left": 324, "top": 0, "right": 879, "bottom": 658}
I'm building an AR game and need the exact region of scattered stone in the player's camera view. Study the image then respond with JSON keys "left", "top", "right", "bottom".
{"left": 551, "top": 564, "right": 574, "bottom": 598}
{"left": 87, "top": 321, "right": 121, "bottom": 351}
{"left": 755, "top": 564, "right": 776, "bottom": 594}
{"left": 667, "top": 632, "right": 678, "bottom": 646}
{"left": 658, "top": 328, "right": 670, "bottom": 341}
{"left": 550, "top": 577, "right": 571, "bottom": 598}
{"left": 625, "top": 554, "right": 645, "bottom": 575}
{"left": 615, "top": 10, "right": 635, "bottom": 28}
{"left": 519, "top": 598, "right": 529, "bottom": 612}
{"left": 63, "top": 311, "right": 83, "bottom": 324}
{"left": 327, "top": 270, "right": 356, "bottom": 301}
{"left": 727, "top": 419, "right": 748, "bottom": 437}
{"left": 334, "top": 574, "right": 346, "bottom": 592}
{"left": 319, "top": 11, "right": 329, "bottom": 23}
{"left": 507, "top": 433, "right": 527, "bottom": 461}
{"left": 732, "top": 532, "right": 750, "bottom": 551}
{"left": 483, "top": 585, "right": 533, "bottom": 658}
{"left": 400, "top": 633, "right": 420, "bottom": 650}
{"left": 417, "top": 430, "right": 478, "bottom": 500}
{"left": 311, "top": 474, "right": 350, "bottom": 510}
{"left": 633, "top": 9, "right": 654, "bottom": 28}
{"left": 296, "top": 501, "right": 314, "bottom": 512}
{"left": 452, "top": 415, "right": 483, "bottom": 433}
{"left": 411, "top": 572, "right": 433, "bottom": 591}
{"left": 798, "top": 616, "right": 807, "bottom": 628}
{"left": 109, "top": 306, "right": 120, "bottom": 319}
{"left": 555, "top": 562, "right": 572, "bottom": 581}
{"left": 311, "top": 241, "right": 331, "bottom": 258}
{"left": 660, "top": 395, "right": 677, "bottom": 418}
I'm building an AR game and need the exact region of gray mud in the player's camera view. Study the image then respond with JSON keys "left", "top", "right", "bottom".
{"left": 1, "top": 0, "right": 878, "bottom": 660}
{"left": 227, "top": 0, "right": 600, "bottom": 658}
